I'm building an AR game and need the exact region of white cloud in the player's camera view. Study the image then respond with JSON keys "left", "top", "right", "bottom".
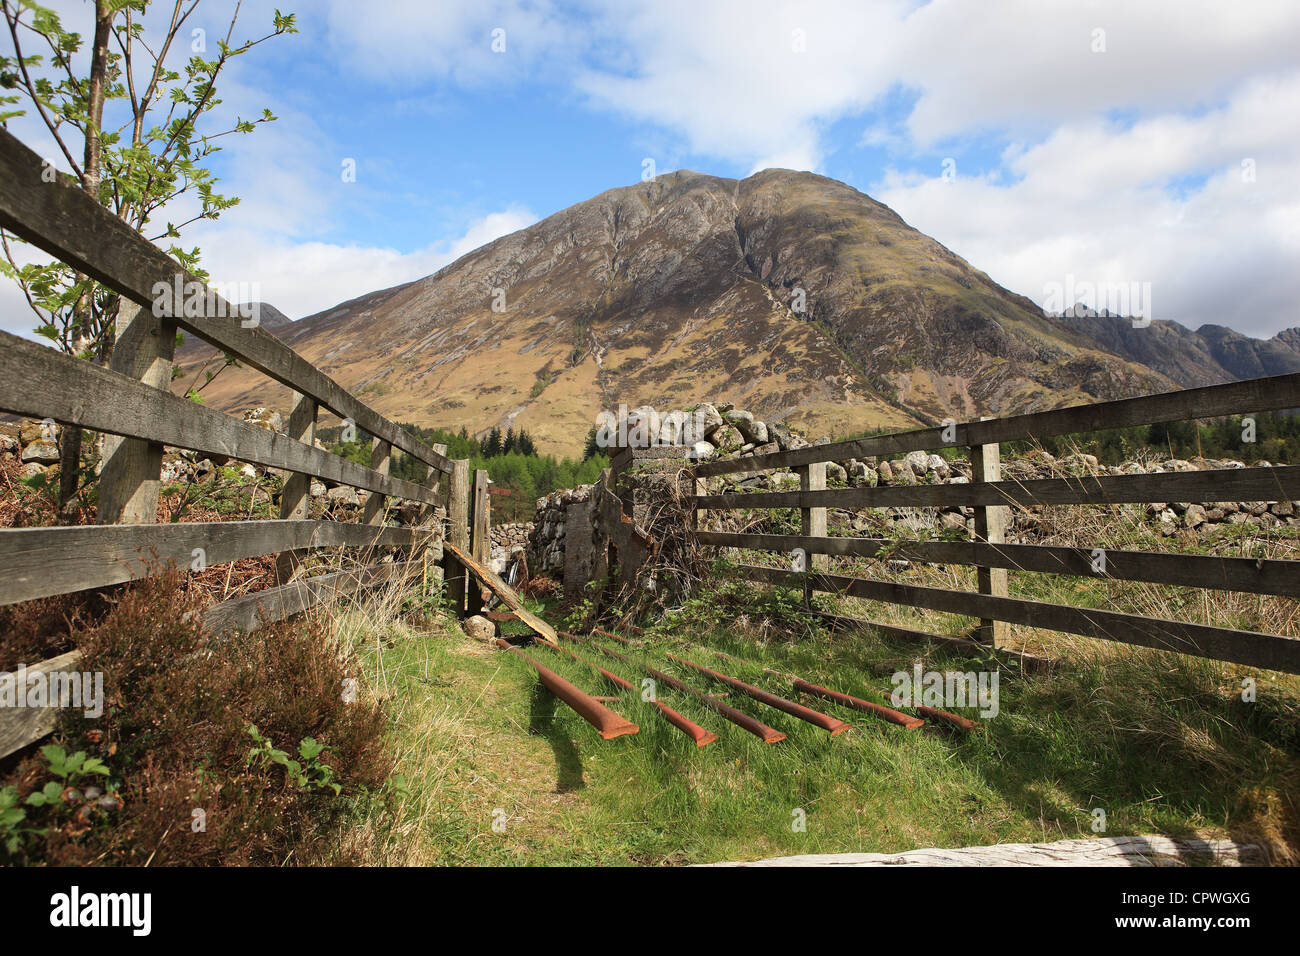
{"left": 186, "top": 206, "right": 538, "bottom": 321}
{"left": 320, "top": 0, "right": 572, "bottom": 86}
{"left": 873, "top": 72, "right": 1300, "bottom": 338}
{"left": 576, "top": 0, "right": 906, "bottom": 172}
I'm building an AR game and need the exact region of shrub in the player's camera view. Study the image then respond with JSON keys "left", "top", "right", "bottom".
{"left": 0, "top": 565, "right": 393, "bottom": 866}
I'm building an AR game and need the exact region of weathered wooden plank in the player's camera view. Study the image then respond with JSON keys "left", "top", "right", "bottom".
{"left": 97, "top": 301, "right": 175, "bottom": 524}
{"left": 202, "top": 561, "right": 417, "bottom": 639}
{"left": 0, "top": 330, "right": 436, "bottom": 504}
{"left": 694, "top": 373, "right": 1300, "bottom": 478}
{"left": 0, "top": 128, "right": 451, "bottom": 475}
{"left": 276, "top": 392, "right": 318, "bottom": 583}
{"left": 362, "top": 438, "right": 392, "bottom": 526}
{"left": 441, "top": 459, "right": 471, "bottom": 615}
{"left": 798, "top": 462, "right": 827, "bottom": 573}
{"left": 468, "top": 468, "right": 491, "bottom": 616}
{"left": 706, "top": 836, "right": 1266, "bottom": 867}
{"left": 0, "top": 651, "right": 85, "bottom": 759}
{"left": 0, "top": 521, "right": 432, "bottom": 606}
{"left": 737, "top": 565, "right": 1300, "bottom": 673}
{"left": 971, "top": 423, "right": 1008, "bottom": 648}
{"left": 443, "top": 540, "right": 558, "bottom": 647}
{"left": 697, "top": 531, "right": 1300, "bottom": 598}
{"left": 695, "top": 466, "right": 1300, "bottom": 510}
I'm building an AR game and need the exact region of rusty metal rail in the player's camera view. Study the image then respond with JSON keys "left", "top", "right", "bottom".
{"left": 666, "top": 654, "right": 852, "bottom": 736}
{"left": 494, "top": 639, "right": 638, "bottom": 740}
{"left": 791, "top": 680, "right": 924, "bottom": 730}
{"left": 576, "top": 635, "right": 786, "bottom": 744}
{"left": 705, "top": 646, "right": 975, "bottom": 733}
{"left": 541, "top": 639, "right": 718, "bottom": 747}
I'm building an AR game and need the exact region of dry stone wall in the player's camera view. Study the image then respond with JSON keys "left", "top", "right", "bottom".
{"left": 522, "top": 401, "right": 1300, "bottom": 583}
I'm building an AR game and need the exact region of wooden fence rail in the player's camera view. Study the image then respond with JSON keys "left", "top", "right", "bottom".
{"left": 692, "top": 371, "right": 1300, "bottom": 674}
{"left": 0, "top": 128, "right": 478, "bottom": 758}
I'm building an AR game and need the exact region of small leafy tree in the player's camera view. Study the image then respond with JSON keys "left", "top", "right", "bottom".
{"left": 0, "top": 0, "right": 296, "bottom": 510}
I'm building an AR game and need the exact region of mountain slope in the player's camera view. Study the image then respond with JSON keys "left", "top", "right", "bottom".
{"left": 1057, "top": 313, "right": 1300, "bottom": 387}
{"left": 174, "top": 169, "right": 1183, "bottom": 455}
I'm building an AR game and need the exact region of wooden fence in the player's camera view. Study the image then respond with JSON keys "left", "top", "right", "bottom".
{"left": 692, "top": 373, "right": 1300, "bottom": 674}
{"left": 0, "top": 128, "right": 488, "bottom": 757}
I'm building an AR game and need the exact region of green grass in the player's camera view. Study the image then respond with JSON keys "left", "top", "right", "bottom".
{"left": 333, "top": 588, "right": 1299, "bottom": 865}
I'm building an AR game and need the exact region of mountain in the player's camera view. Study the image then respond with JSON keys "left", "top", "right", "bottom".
{"left": 1056, "top": 314, "right": 1300, "bottom": 387}
{"left": 172, "top": 169, "right": 1205, "bottom": 456}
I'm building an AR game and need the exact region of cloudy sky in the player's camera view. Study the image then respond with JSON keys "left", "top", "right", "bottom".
{"left": 3, "top": 0, "right": 1299, "bottom": 338}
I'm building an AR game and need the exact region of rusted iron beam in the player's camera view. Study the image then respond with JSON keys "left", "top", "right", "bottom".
{"left": 791, "top": 680, "right": 924, "bottom": 730}
{"left": 541, "top": 641, "right": 718, "bottom": 747}
{"left": 494, "top": 638, "right": 638, "bottom": 740}
{"left": 578, "top": 639, "right": 785, "bottom": 744}
{"left": 707, "top": 646, "right": 972, "bottom": 733}
{"left": 666, "top": 653, "right": 851, "bottom": 736}
{"left": 591, "top": 626, "right": 632, "bottom": 645}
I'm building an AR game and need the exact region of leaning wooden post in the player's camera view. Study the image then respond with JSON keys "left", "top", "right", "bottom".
{"left": 275, "top": 391, "right": 318, "bottom": 583}
{"left": 98, "top": 301, "right": 174, "bottom": 524}
{"left": 441, "top": 459, "right": 471, "bottom": 615}
{"left": 797, "top": 461, "right": 827, "bottom": 603}
{"left": 467, "top": 468, "right": 490, "bottom": 615}
{"left": 361, "top": 436, "right": 392, "bottom": 526}
{"left": 970, "top": 420, "right": 1009, "bottom": 649}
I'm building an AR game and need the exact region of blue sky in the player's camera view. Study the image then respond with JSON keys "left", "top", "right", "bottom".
{"left": 4, "top": 0, "right": 1300, "bottom": 338}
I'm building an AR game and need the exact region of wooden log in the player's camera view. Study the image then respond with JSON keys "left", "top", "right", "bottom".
{"left": 736, "top": 565, "right": 1300, "bottom": 673}
{"left": 0, "top": 128, "right": 451, "bottom": 475}
{"left": 0, "top": 520, "right": 430, "bottom": 606}
{"left": 694, "top": 465, "right": 1300, "bottom": 510}
{"left": 695, "top": 532, "right": 1300, "bottom": 598}
{"left": 0, "top": 330, "right": 436, "bottom": 504}
{"left": 694, "top": 372, "right": 1300, "bottom": 478}
{"left": 97, "top": 301, "right": 175, "bottom": 524}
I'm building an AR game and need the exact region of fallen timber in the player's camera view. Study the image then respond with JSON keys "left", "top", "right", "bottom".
{"left": 444, "top": 540, "right": 558, "bottom": 647}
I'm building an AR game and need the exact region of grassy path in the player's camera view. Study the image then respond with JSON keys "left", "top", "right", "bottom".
{"left": 336, "top": 603, "right": 1298, "bottom": 865}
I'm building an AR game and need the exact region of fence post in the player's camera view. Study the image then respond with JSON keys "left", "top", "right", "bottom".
{"left": 441, "top": 459, "right": 471, "bottom": 615}
{"left": 797, "top": 461, "right": 827, "bottom": 602}
{"left": 362, "top": 437, "right": 391, "bottom": 526}
{"left": 970, "top": 421, "right": 1009, "bottom": 648}
{"left": 98, "top": 301, "right": 174, "bottom": 524}
{"left": 275, "top": 391, "right": 318, "bottom": 582}
{"left": 419, "top": 443, "right": 448, "bottom": 592}
{"left": 467, "top": 468, "right": 490, "bottom": 615}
